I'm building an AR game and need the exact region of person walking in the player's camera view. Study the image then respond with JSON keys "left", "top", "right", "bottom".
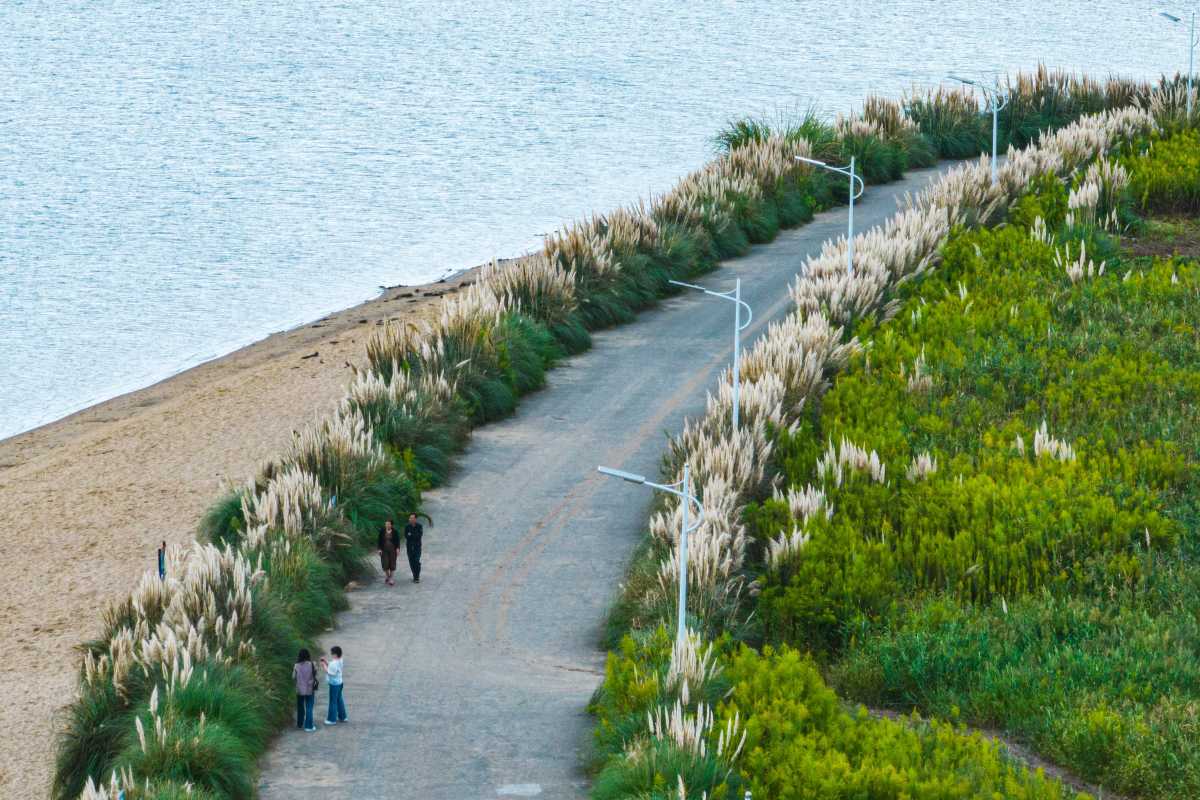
{"left": 293, "top": 649, "right": 318, "bottom": 732}
{"left": 321, "top": 646, "right": 348, "bottom": 725}
{"left": 404, "top": 512, "right": 424, "bottom": 583}
{"left": 378, "top": 519, "right": 400, "bottom": 586}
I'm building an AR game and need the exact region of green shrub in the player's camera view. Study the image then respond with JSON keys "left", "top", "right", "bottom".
{"left": 713, "top": 107, "right": 839, "bottom": 161}
{"left": 198, "top": 490, "right": 245, "bottom": 548}
{"left": 905, "top": 88, "right": 988, "bottom": 158}
{"left": 592, "top": 739, "right": 741, "bottom": 800}
{"left": 754, "top": 201, "right": 1197, "bottom": 648}
{"left": 113, "top": 713, "right": 255, "bottom": 800}
{"left": 1128, "top": 130, "right": 1200, "bottom": 214}
{"left": 741, "top": 177, "right": 1200, "bottom": 796}
{"left": 589, "top": 628, "right": 731, "bottom": 766}
{"left": 832, "top": 568, "right": 1200, "bottom": 800}
{"left": 721, "top": 646, "right": 1082, "bottom": 799}
{"left": 53, "top": 680, "right": 135, "bottom": 800}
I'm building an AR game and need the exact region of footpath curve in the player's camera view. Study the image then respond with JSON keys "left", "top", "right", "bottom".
{"left": 258, "top": 164, "right": 951, "bottom": 800}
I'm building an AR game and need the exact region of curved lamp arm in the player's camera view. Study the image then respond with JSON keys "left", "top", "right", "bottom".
{"left": 795, "top": 155, "right": 865, "bottom": 200}
{"left": 668, "top": 280, "right": 754, "bottom": 331}
{"left": 597, "top": 466, "right": 705, "bottom": 524}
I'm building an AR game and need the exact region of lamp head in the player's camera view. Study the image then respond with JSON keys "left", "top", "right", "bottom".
{"left": 598, "top": 466, "right": 646, "bottom": 484}
{"left": 1160, "top": 11, "right": 1182, "bottom": 22}
{"left": 794, "top": 155, "right": 827, "bottom": 167}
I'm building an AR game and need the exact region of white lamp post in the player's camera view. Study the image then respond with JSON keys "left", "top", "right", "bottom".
{"left": 1160, "top": 9, "right": 1198, "bottom": 120}
{"left": 948, "top": 74, "right": 1009, "bottom": 186}
{"left": 598, "top": 464, "right": 704, "bottom": 645}
{"left": 794, "top": 155, "right": 865, "bottom": 275}
{"left": 668, "top": 278, "right": 753, "bottom": 432}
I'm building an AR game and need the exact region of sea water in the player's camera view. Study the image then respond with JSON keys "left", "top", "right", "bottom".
{"left": 0, "top": 1, "right": 1178, "bottom": 439}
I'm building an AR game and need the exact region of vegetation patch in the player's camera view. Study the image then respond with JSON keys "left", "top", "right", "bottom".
{"left": 61, "top": 65, "right": 1031, "bottom": 800}
{"left": 788, "top": 165, "right": 1200, "bottom": 799}
{"left": 590, "top": 71, "right": 1198, "bottom": 800}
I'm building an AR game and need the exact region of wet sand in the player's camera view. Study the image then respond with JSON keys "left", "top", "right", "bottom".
{"left": 0, "top": 267, "right": 481, "bottom": 798}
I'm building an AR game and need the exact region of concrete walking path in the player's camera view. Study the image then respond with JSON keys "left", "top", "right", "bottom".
{"left": 257, "top": 164, "right": 951, "bottom": 800}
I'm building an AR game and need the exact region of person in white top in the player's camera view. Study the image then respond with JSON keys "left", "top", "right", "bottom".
{"left": 320, "top": 646, "right": 348, "bottom": 725}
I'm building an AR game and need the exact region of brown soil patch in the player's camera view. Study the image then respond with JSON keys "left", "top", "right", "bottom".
{"left": 1122, "top": 216, "right": 1200, "bottom": 259}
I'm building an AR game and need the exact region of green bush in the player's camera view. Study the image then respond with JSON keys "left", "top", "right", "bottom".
{"left": 754, "top": 197, "right": 1198, "bottom": 647}
{"left": 905, "top": 89, "right": 989, "bottom": 158}
{"left": 713, "top": 106, "right": 839, "bottom": 161}
{"left": 1128, "top": 130, "right": 1200, "bottom": 214}
{"left": 113, "top": 713, "right": 256, "bottom": 800}
{"left": 198, "top": 491, "right": 246, "bottom": 548}
{"left": 721, "top": 646, "right": 1083, "bottom": 799}
{"left": 740, "top": 176, "right": 1200, "bottom": 797}
{"left": 589, "top": 627, "right": 731, "bottom": 764}
{"left": 53, "top": 679, "right": 135, "bottom": 800}
{"left": 832, "top": 567, "right": 1200, "bottom": 799}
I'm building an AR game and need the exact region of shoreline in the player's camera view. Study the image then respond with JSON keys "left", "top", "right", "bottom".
{"left": 0, "top": 262, "right": 483, "bottom": 453}
{"left": 0, "top": 257, "right": 497, "bottom": 798}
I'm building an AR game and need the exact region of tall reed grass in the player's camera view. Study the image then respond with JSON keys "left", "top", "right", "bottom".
{"left": 592, "top": 79, "right": 1189, "bottom": 797}
{"left": 54, "top": 69, "right": 1188, "bottom": 800}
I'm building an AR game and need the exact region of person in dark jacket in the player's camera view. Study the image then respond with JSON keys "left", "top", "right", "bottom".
{"left": 404, "top": 513, "right": 424, "bottom": 583}
{"left": 378, "top": 519, "right": 400, "bottom": 586}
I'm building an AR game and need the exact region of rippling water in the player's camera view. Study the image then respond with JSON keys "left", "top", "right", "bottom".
{"left": 0, "top": 1, "right": 1179, "bottom": 439}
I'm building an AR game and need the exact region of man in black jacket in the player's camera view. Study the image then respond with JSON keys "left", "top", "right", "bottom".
{"left": 404, "top": 513, "right": 424, "bottom": 583}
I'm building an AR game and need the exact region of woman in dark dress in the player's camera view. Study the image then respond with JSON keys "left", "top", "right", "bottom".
{"left": 378, "top": 519, "right": 399, "bottom": 586}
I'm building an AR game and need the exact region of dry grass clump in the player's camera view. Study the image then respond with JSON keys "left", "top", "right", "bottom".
{"left": 482, "top": 254, "right": 576, "bottom": 326}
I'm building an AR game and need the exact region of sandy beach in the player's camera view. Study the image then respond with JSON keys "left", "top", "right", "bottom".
{"left": 0, "top": 268, "right": 480, "bottom": 798}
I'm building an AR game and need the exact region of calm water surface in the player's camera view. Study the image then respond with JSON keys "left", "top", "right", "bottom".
{"left": 0, "top": 1, "right": 1179, "bottom": 439}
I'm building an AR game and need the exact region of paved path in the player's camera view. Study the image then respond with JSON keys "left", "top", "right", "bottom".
{"left": 258, "top": 164, "right": 950, "bottom": 800}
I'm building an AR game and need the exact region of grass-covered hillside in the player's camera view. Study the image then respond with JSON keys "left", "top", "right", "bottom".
{"left": 590, "top": 83, "right": 1198, "bottom": 799}
{"left": 799, "top": 135, "right": 1200, "bottom": 798}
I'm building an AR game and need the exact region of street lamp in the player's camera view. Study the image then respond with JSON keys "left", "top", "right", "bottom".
{"left": 1160, "top": 9, "right": 1197, "bottom": 120}
{"left": 948, "top": 74, "right": 1009, "bottom": 186}
{"left": 598, "top": 463, "right": 704, "bottom": 645}
{"left": 794, "top": 155, "right": 865, "bottom": 275}
{"left": 668, "top": 278, "right": 753, "bottom": 432}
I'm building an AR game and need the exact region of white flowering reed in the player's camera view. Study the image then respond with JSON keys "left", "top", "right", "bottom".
{"left": 342, "top": 363, "right": 458, "bottom": 432}
{"left": 906, "top": 451, "right": 938, "bottom": 482}
{"left": 1029, "top": 216, "right": 1053, "bottom": 245}
{"left": 285, "top": 407, "right": 386, "bottom": 491}
{"left": 666, "top": 628, "right": 721, "bottom": 704}
{"left": 88, "top": 541, "right": 263, "bottom": 703}
{"left": 481, "top": 254, "right": 576, "bottom": 322}
{"left": 80, "top": 768, "right": 144, "bottom": 800}
{"left": 240, "top": 466, "right": 330, "bottom": 542}
{"left": 859, "top": 94, "right": 920, "bottom": 140}
{"left": 739, "top": 311, "right": 857, "bottom": 412}
{"left": 904, "top": 347, "right": 934, "bottom": 394}
{"left": 1138, "top": 82, "right": 1199, "bottom": 131}
{"left": 646, "top": 699, "right": 745, "bottom": 765}
{"left": 766, "top": 526, "right": 811, "bottom": 573}
{"left": 1055, "top": 240, "right": 1106, "bottom": 283}
{"left": 1033, "top": 420, "right": 1077, "bottom": 462}
{"left": 817, "top": 436, "right": 888, "bottom": 486}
